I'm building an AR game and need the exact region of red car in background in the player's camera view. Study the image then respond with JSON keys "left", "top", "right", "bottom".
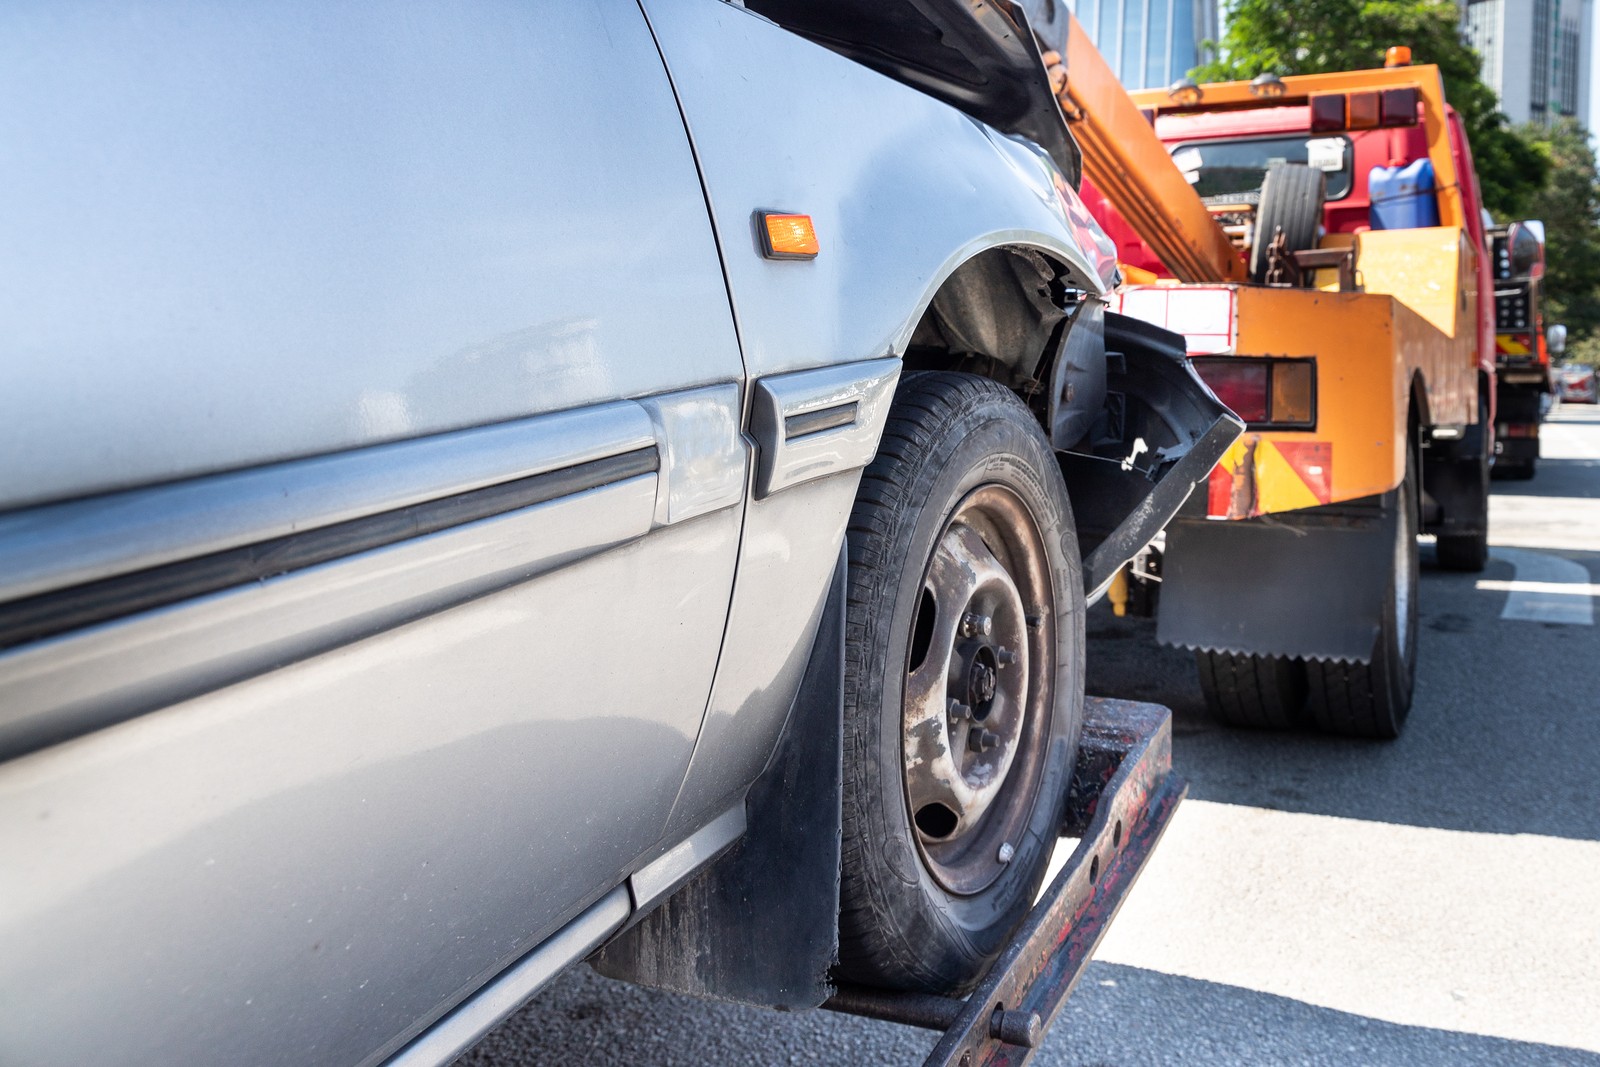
{"left": 1558, "top": 364, "right": 1598, "bottom": 403}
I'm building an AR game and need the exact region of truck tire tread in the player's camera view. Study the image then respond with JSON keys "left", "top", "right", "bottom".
{"left": 1249, "top": 163, "right": 1327, "bottom": 283}
{"left": 1194, "top": 650, "right": 1308, "bottom": 730}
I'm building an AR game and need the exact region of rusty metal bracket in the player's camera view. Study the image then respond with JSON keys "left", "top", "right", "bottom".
{"left": 824, "top": 697, "right": 1185, "bottom": 1066}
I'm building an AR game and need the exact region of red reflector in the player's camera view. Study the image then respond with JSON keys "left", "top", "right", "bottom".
{"left": 1193, "top": 357, "right": 1317, "bottom": 428}
{"left": 1276, "top": 440, "right": 1334, "bottom": 504}
{"left": 1348, "top": 91, "right": 1381, "bottom": 130}
{"left": 1309, "top": 93, "right": 1347, "bottom": 133}
{"left": 1194, "top": 360, "right": 1269, "bottom": 422}
{"left": 1380, "top": 87, "right": 1419, "bottom": 127}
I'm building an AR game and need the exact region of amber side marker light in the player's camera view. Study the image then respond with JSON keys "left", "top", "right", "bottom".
{"left": 758, "top": 212, "right": 819, "bottom": 260}
{"left": 1386, "top": 45, "right": 1413, "bottom": 68}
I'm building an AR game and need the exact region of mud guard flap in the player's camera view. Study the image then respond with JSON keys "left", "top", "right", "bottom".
{"left": 589, "top": 546, "right": 845, "bottom": 1010}
{"left": 1055, "top": 312, "right": 1243, "bottom": 599}
{"left": 1157, "top": 502, "right": 1395, "bottom": 662}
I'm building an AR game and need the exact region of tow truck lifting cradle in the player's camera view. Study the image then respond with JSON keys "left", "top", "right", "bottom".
{"left": 825, "top": 697, "right": 1184, "bottom": 1065}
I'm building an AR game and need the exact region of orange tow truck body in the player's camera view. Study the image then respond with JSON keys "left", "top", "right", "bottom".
{"left": 1031, "top": 11, "right": 1504, "bottom": 726}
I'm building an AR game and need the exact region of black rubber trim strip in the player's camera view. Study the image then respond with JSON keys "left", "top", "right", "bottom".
{"left": 784, "top": 402, "right": 858, "bottom": 440}
{"left": 0, "top": 446, "right": 659, "bottom": 652}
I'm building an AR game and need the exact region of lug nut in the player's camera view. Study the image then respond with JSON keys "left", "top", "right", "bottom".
{"left": 968, "top": 727, "right": 1000, "bottom": 753}
{"left": 961, "top": 612, "right": 992, "bottom": 638}
{"left": 996, "top": 646, "right": 1018, "bottom": 665}
{"left": 947, "top": 699, "right": 973, "bottom": 720}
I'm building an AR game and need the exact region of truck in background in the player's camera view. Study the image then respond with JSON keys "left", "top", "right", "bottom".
{"left": 1035, "top": 19, "right": 1525, "bottom": 737}
{"left": 1489, "top": 220, "right": 1555, "bottom": 474}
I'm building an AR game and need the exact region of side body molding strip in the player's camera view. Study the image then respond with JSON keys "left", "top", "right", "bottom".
{"left": 749, "top": 357, "right": 901, "bottom": 498}
{"left": 0, "top": 385, "right": 745, "bottom": 759}
{"left": 378, "top": 887, "right": 632, "bottom": 1067}
{"left": 0, "top": 402, "right": 657, "bottom": 605}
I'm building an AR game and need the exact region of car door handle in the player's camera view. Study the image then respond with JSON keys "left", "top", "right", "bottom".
{"left": 749, "top": 357, "right": 901, "bottom": 498}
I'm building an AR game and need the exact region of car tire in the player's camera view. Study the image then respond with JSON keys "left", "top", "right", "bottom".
{"left": 1249, "top": 163, "right": 1326, "bottom": 284}
{"left": 1195, "top": 650, "right": 1308, "bottom": 730}
{"left": 1305, "top": 446, "right": 1419, "bottom": 738}
{"left": 836, "top": 371, "right": 1084, "bottom": 994}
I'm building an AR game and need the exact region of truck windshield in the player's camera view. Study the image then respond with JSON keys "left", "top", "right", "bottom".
{"left": 1170, "top": 135, "right": 1353, "bottom": 203}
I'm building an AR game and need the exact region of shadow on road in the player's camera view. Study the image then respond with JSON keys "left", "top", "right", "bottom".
{"left": 1085, "top": 547, "right": 1600, "bottom": 843}
{"left": 462, "top": 964, "right": 933, "bottom": 1067}
{"left": 490, "top": 958, "right": 1599, "bottom": 1066}
{"left": 1492, "top": 456, "right": 1600, "bottom": 498}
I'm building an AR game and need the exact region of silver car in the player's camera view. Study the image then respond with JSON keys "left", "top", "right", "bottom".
{"left": 0, "top": 3, "right": 1234, "bottom": 1064}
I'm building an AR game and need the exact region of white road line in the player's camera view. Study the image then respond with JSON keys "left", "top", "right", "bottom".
{"left": 1489, "top": 547, "right": 1595, "bottom": 625}
{"left": 1476, "top": 579, "right": 1600, "bottom": 596}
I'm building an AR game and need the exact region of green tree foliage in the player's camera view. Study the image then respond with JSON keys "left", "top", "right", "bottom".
{"left": 1564, "top": 334, "right": 1600, "bottom": 365}
{"left": 1193, "top": 0, "right": 1547, "bottom": 217}
{"left": 1524, "top": 120, "right": 1600, "bottom": 355}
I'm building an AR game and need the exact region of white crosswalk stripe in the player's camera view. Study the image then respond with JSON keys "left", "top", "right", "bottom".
{"left": 1489, "top": 547, "right": 1594, "bottom": 625}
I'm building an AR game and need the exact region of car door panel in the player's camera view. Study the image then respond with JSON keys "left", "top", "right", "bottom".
{"left": 0, "top": 1, "right": 739, "bottom": 510}
{"left": 0, "top": 3, "right": 750, "bottom": 1064}
{"left": 0, "top": 386, "right": 751, "bottom": 759}
{"left": 0, "top": 502, "right": 740, "bottom": 1067}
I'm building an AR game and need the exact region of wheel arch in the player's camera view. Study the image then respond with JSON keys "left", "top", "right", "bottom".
{"left": 892, "top": 239, "right": 1091, "bottom": 425}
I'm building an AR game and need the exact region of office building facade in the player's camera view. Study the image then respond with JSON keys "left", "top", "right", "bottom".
{"left": 1069, "top": 0, "right": 1221, "bottom": 91}
{"left": 1461, "top": 0, "right": 1592, "bottom": 127}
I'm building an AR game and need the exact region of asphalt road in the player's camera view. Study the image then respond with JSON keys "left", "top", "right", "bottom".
{"left": 465, "top": 405, "right": 1600, "bottom": 1067}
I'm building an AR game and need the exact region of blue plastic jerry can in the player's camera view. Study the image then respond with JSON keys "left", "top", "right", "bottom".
{"left": 1368, "top": 158, "right": 1440, "bottom": 229}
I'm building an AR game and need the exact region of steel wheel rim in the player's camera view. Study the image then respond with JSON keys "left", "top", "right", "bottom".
{"left": 901, "top": 484, "right": 1056, "bottom": 896}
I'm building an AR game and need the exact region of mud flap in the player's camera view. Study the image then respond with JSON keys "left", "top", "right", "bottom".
{"left": 1055, "top": 312, "right": 1243, "bottom": 599}
{"left": 589, "top": 546, "right": 845, "bottom": 1010}
{"left": 1157, "top": 501, "right": 1395, "bottom": 662}
{"left": 1423, "top": 392, "right": 1490, "bottom": 539}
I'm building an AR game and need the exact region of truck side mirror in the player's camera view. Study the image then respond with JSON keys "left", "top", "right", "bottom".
{"left": 1548, "top": 323, "right": 1567, "bottom": 355}
{"left": 1506, "top": 220, "right": 1546, "bottom": 279}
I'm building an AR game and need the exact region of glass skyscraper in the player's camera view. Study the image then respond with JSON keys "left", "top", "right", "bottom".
{"left": 1069, "top": 0, "right": 1220, "bottom": 91}
{"left": 1461, "top": 0, "right": 1592, "bottom": 128}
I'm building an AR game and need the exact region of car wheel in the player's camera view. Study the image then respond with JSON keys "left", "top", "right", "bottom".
{"left": 1305, "top": 445, "right": 1419, "bottom": 738}
{"left": 836, "top": 371, "right": 1084, "bottom": 993}
{"left": 1195, "top": 650, "right": 1308, "bottom": 730}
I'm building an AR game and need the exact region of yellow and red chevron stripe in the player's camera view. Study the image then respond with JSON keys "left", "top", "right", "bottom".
{"left": 1207, "top": 436, "right": 1333, "bottom": 519}
{"left": 1496, "top": 333, "right": 1531, "bottom": 356}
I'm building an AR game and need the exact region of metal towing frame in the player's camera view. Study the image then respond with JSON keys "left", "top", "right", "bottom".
{"left": 825, "top": 697, "right": 1183, "bottom": 1065}
{"left": 597, "top": 554, "right": 1184, "bottom": 1064}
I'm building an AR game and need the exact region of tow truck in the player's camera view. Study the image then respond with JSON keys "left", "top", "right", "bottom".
{"left": 1039, "top": 18, "right": 1536, "bottom": 737}
{"left": 1488, "top": 221, "right": 1554, "bottom": 477}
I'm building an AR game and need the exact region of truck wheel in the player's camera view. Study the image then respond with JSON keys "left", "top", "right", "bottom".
{"left": 1436, "top": 527, "right": 1488, "bottom": 571}
{"left": 837, "top": 371, "right": 1083, "bottom": 994}
{"left": 1498, "top": 458, "right": 1536, "bottom": 481}
{"left": 1305, "top": 450, "right": 1419, "bottom": 738}
{"left": 1195, "top": 650, "right": 1307, "bottom": 730}
{"left": 1249, "top": 163, "right": 1326, "bottom": 284}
